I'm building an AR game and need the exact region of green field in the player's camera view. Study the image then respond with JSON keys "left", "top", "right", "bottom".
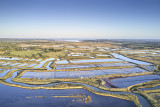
{"left": 11, "top": 50, "right": 43, "bottom": 57}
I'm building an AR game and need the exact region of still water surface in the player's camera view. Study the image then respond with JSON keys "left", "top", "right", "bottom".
{"left": 0, "top": 83, "right": 136, "bottom": 107}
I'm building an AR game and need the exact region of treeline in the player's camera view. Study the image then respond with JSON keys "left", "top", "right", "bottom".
{"left": 108, "top": 39, "right": 160, "bottom": 49}
{"left": 120, "top": 42, "right": 160, "bottom": 49}
{"left": 42, "top": 48, "right": 62, "bottom": 52}
{"left": 82, "top": 39, "right": 109, "bottom": 42}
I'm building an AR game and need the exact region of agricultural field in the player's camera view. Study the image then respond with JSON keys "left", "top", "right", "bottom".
{"left": 0, "top": 39, "right": 160, "bottom": 107}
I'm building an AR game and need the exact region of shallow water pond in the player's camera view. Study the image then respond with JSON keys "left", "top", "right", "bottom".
{"left": 0, "top": 83, "right": 136, "bottom": 107}
{"left": 0, "top": 69, "right": 16, "bottom": 77}
{"left": 34, "top": 58, "right": 55, "bottom": 68}
{"left": 70, "top": 58, "right": 122, "bottom": 63}
{"left": 21, "top": 67, "right": 147, "bottom": 79}
{"left": 108, "top": 74, "right": 160, "bottom": 88}
{"left": 140, "top": 85, "right": 160, "bottom": 91}
{"left": 56, "top": 60, "right": 69, "bottom": 64}
{"left": 112, "top": 53, "right": 152, "bottom": 65}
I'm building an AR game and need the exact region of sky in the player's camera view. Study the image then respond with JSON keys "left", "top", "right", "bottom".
{"left": 0, "top": 0, "right": 160, "bottom": 39}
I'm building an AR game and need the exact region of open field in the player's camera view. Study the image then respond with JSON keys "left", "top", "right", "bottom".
{"left": 10, "top": 50, "right": 43, "bottom": 57}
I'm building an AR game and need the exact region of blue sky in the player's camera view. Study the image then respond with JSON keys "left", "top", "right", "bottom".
{"left": 0, "top": 0, "right": 160, "bottom": 39}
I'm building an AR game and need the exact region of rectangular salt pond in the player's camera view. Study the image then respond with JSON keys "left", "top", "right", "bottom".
{"left": 21, "top": 67, "right": 147, "bottom": 79}
{"left": 0, "top": 69, "right": 16, "bottom": 77}
{"left": 96, "top": 54, "right": 111, "bottom": 56}
{"left": 10, "top": 63, "right": 20, "bottom": 66}
{"left": 142, "top": 65, "right": 156, "bottom": 71}
{"left": 55, "top": 64, "right": 96, "bottom": 70}
{"left": 70, "top": 59, "right": 122, "bottom": 63}
{"left": 102, "top": 67, "right": 147, "bottom": 74}
{"left": 27, "top": 64, "right": 37, "bottom": 67}
{"left": 55, "top": 62, "right": 135, "bottom": 70}
{"left": 109, "top": 75, "right": 160, "bottom": 88}
{"left": 2, "top": 62, "right": 11, "bottom": 66}
{"left": 34, "top": 58, "right": 55, "bottom": 68}
{"left": 18, "top": 63, "right": 28, "bottom": 67}
{"left": 111, "top": 53, "right": 152, "bottom": 65}
{"left": 46, "top": 61, "right": 53, "bottom": 70}
{"left": 56, "top": 60, "right": 69, "bottom": 64}
{"left": 97, "top": 62, "right": 135, "bottom": 67}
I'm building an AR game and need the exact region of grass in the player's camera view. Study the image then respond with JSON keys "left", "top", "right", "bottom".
{"left": 130, "top": 80, "right": 160, "bottom": 90}
{"left": 138, "top": 89, "right": 160, "bottom": 107}
{"left": 43, "top": 51, "right": 66, "bottom": 58}
{"left": 0, "top": 69, "right": 6, "bottom": 73}
{"left": 129, "top": 80, "right": 160, "bottom": 107}
{"left": 10, "top": 50, "right": 43, "bottom": 57}
{"left": 12, "top": 77, "right": 103, "bottom": 87}
{"left": 0, "top": 51, "right": 4, "bottom": 54}
{"left": 66, "top": 56, "right": 91, "bottom": 60}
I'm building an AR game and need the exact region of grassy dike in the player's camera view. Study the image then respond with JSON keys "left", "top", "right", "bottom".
{"left": 141, "top": 89, "right": 160, "bottom": 107}
{"left": 130, "top": 80, "right": 160, "bottom": 90}
{"left": 12, "top": 77, "right": 105, "bottom": 88}
{"left": 130, "top": 88, "right": 159, "bottom": 107}
{"left": 130, "top": 80, "right": 160, "bottom": 107}
{"left": 0, "top": 80, "right": 141, "bottom": 107}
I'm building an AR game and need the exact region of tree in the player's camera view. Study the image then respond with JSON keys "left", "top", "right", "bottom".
{"left": 37, "top": 53, "right": 43, "bottom": 58}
